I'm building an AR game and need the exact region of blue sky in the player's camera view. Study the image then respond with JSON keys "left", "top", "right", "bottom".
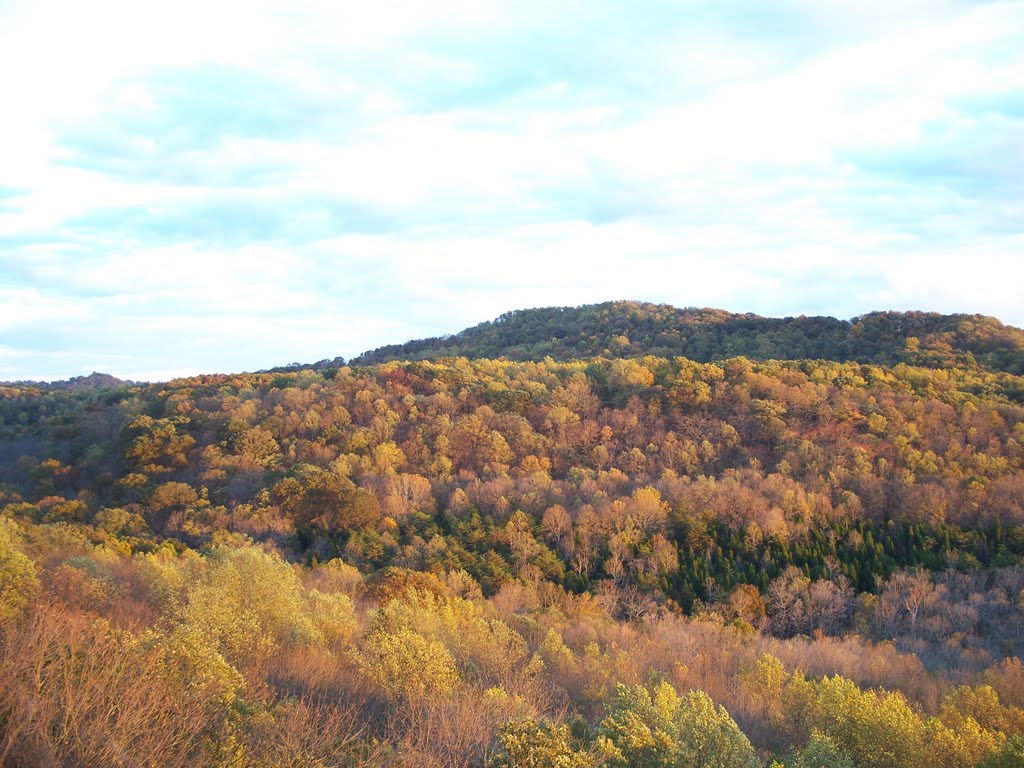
{"left": 1, "top": 0, "right": 1022, "bottom": 381}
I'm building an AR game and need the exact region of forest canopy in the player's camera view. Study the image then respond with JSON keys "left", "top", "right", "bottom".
{"left": 353, "top": 302, "right": 1024, "bottom": 376}
{"left": 3, "top": 304, "right": 1024, "bottom": 765}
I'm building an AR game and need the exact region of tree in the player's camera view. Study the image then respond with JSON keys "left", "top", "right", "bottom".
{"left": 627, "top": 487, "right": 669, "bottom": 533}
{"left": 597, "top": 682, "right": 759, "bottom": 768}
{"left": 727, "top": 584, "right": 766, "bottom": 629}
{"left": 181, "top": 544, "right": 320, "bottom": 665}
{"left": 781, "top": 673, "right": 926, "bottom": 768}
{"left": 0, "top": 523, "right": 37, "bottom": 624}
{"left": 360, "top": 626, "right": 460, "bottom": 702}
{"left": 790, "top": 731, "right": 855, "bottom": 768}
{"left": 233, "top": 426, "right": 281, "bottom": 467}
{"left": 273, "top": 470, "right": 381, "bottom": 534}
{"left": 489, "top": 719, "right": 594, "bottom": 768}
{"left": 123, "top": 416, "right": 195, "bottom": 474}
{"left": 981, "top": 735, "right": 1024, "bottom": 768}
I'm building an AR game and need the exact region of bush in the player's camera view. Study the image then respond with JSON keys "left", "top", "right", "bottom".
{"left": 0, "top": 521, "right": 37, "bottom": 624}
{"left": 597, "top": 682, "right": 759, "bottom": 768}
{"left": 490, "top": 719, "right": 594, "bottom": 768}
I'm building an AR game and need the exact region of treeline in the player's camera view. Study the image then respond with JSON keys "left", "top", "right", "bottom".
{"left": 352, "top": 302, "right": 1024, "bottom": 375}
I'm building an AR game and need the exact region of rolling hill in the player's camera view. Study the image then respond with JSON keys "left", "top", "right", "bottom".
{"left": 4, "top": 301, "right": 1024, "bottom": 766}
{"left": 352, "top": 301, "right": 1024, "bottom": 374}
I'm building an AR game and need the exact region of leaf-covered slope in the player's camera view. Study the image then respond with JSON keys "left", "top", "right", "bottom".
{"left": 352, "top": 301, "right": 1024, "bottom": 374}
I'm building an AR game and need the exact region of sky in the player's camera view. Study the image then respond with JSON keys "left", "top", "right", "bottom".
{"left": 1, "top": 0, "right": 1022, "bottom": 381}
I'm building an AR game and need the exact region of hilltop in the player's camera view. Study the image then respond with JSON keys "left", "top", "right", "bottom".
{"left": 0, "top": 371, "right": 133, "bottom": 390}
{"left": 352, "top": 301, "right": 1024, "bottom": 374}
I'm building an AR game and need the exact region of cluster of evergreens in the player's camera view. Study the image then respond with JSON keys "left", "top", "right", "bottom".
{"left": 2, "top": 304, "right": 1024, "bottom": 765}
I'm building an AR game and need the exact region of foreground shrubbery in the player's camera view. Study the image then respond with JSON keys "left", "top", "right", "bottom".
{"left": 1, "top": 525, "right": 1023, "bottom": 767}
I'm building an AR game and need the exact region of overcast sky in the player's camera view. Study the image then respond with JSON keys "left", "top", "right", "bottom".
{"left": 1, "top": 0, "right": 1022, "bottom": 381}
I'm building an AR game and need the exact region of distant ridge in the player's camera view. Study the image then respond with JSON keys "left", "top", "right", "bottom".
{"left": 1, "top": 371, "right": 133, "bottom": 390}
{"left": 352, "top": 301, "right": 1024, "bottom": 374}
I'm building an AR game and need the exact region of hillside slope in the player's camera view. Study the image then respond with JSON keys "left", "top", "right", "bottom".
{"left": 5, "top": 335, "right": 1024, "bottom": 765}
{"left": 352, "top": 301, "right": 1024, "bottom": 374}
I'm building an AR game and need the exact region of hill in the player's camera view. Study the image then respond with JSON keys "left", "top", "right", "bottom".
{"left": 4, "top": 313, "right": 1024, "bottom": 765}
{"left": 0, "top": 371, "right": 133, "bottom": 390}
{"left": 352, "top": 301, "right": 1024, "bottom": 374}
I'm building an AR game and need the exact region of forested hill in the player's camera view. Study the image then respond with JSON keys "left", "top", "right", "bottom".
{"left": 2, "top": 372, "right": 132, "bottom": 390}
{"left": 352, "top": 301, "right": 1024, "bottom": 374}
{"left": 5, "top": 347, "right": 1024, "bottom": 763}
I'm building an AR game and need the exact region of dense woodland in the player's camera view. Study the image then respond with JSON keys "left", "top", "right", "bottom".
{"left": 353, "top": 302, "right": 1024, "bottom": 376}
{"left": 3, "top": 303, "right": 1024, "bottom": 766}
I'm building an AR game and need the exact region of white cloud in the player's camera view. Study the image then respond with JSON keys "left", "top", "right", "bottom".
{"left": 0, "top": 287, "right": 92, "bottom": 331}
{"left": 0, "top": 0, "right": 1021, "bottom": 380}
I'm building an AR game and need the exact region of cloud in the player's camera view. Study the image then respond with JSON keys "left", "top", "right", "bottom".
{"left": 0, "top": 0, "right": 1022, "bottom": 380}
{"left": 0, "top": 288, "right": 92, "bottom": 332}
